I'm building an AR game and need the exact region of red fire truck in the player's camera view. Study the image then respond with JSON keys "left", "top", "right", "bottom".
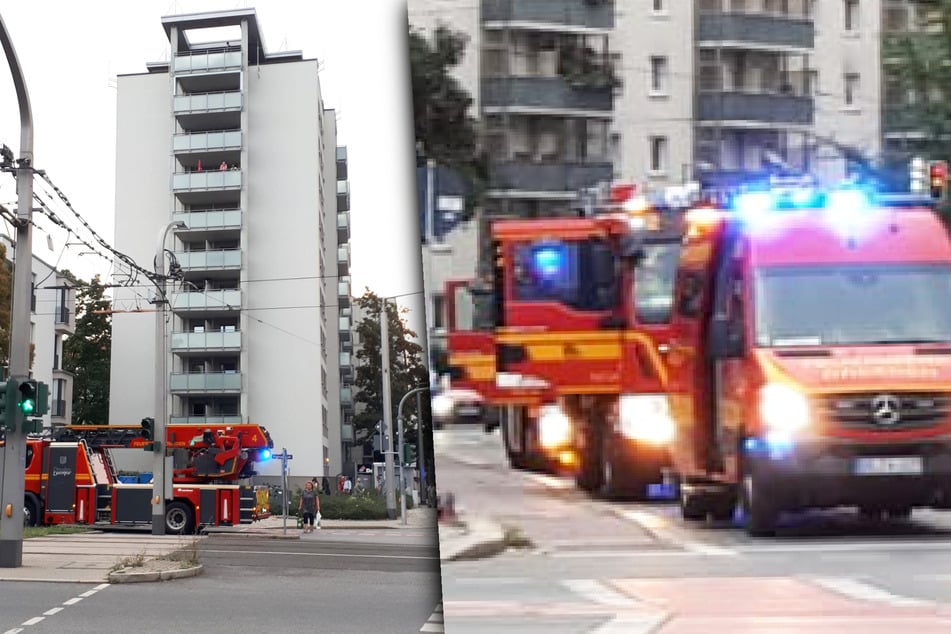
{"left": 24, "top": 422, "right": 274, "bottom": 534}
{"left": 441, "top": 185, "right": 686, "bottom": 498}
{"left": 667, "top": 185, "right": 951, "bottom": 535}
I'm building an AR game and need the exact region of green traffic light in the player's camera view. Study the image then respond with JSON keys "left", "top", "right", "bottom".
{"left": 21, "top": 399, "right": 35, "bottom": 414}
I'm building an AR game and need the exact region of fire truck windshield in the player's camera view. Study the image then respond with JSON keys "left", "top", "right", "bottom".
{"left": 754, "top": 264, "right": 951, "bottom": 347}
{"left": 633, "top": 243, "right": 681, "bottom": 323}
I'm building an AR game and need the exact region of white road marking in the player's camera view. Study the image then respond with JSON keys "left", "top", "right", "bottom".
{"left": 549, "top": 550, "right": 694, "bottom": 559}
{"left": 562, "top": 578, "right": 642, "bottom": 607}
{"left": 93, "top": 583, "right": 110, "bottom": 591}
{"left": 420, "top": 603, "right": 445, "bottom": 632}
{"left": 589, "top": 613, "right": 669, "bottom": 634}
{"left": 42, "top": 608, "right": 63, "bottom": 616}
{"left": 617, "top": 508, "right": 738, "bottom": 557}
{"left": 62, "top": 598, "right": 82, "bottom": 606}
{"left": 811, "top": 577, "right": 932, "bottom": 607}
{"left": 2, "top": 628, "right": 24, "bottom": 634}
{"left": 525, "top": 472, "right": 575, "bottom": 490}
{"left": 78, "top": 590, "right": 98, "bottom": 598}
{"left": 19, "top": 619, "right": 42, "bottom": 627}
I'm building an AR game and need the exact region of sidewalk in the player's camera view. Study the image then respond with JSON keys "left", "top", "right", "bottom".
{"left": 0, "top": 507, "right": 439, "bottom": 584}
{"left": 437, "top": 511, "right": 510, "bottom": 563}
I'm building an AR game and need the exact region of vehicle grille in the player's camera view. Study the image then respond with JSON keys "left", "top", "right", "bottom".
{"left": 819, "top": 392, "right": 951, "bottom": 431}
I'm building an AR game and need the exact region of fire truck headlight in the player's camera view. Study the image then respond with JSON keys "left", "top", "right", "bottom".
{"left": 618, "top": 395, "right": 675, "bottom": 445}
{"left": 431, "top": 394, "right": 455, "bottom": 421}
{"left": 538, "top": 405, "right": 572, "bottom": 449}
{"left": 759, "top": 383, "right": 810, "bottom": 432}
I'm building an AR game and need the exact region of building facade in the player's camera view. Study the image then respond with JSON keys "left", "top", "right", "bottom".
{"left": 1, "top": 235, "right": 75, "bottom": 429}
{"left": 109, "top": 8, "right": 348, "bottom": 480}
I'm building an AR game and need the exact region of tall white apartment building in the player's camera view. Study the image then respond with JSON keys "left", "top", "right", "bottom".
{"left": 109, "top": 8, "right": 349, "bottom": 480}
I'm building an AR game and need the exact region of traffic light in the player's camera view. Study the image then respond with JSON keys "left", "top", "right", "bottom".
{"left": 0, "top": 380, "right": 17, "bottom": 431}
{"left": 141, "top": 417, "right": 160, "bottom": 452}
{"left": 930, "top": 160, "right": 948, "bottom": 200}
{"left": 34, "top": 381, "right": 49, "bottom": 417}
{"left": 403, "top": 443, "right": 417, "bottom": 465}
{"left": 18, "top": 380, "right": 37, "bottom": 416}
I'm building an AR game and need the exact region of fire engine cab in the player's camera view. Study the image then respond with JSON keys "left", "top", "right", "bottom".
{"left": 668, "top": 184, "right": 951, "bottom": 535}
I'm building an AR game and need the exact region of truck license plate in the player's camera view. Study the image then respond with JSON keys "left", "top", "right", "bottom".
{"left": 853, "top": 456, "right": 923, "bottom": 476}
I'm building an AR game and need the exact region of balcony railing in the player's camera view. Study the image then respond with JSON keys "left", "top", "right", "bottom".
{"left": 171, "top": 415, "right": 244, "bottom": 425}
{"left": 697, "top": 13, "right": 814, "bottom": 49}
{"left": 337, "top": 212, "right": 350, "bottom": 240}
{"left": 169, "top": 372, "right": 242, "bottom": 392}
{"left": 175, "top": 249, "right": 242, "bottom": 271}
{"left": 488, "top": 161, "right": 613, "bottom": 192}
{"left": 339, "top": 316, "right": 350, "bottom": 332}
{"left": 482, "top": 0, "right": 614, "bottom": 30}
{"left": 172, "top": 171, "right": 242, "bottom": 192}
{"left": 174, "top": 209, "right": 242, "bottom": 231}
{"left": 337, "top": 244, "right": 350, "bottom": 263}
{"left": 170, "top": 330, "right": 241, "bottom": 351}
{"left": 173, "top": 130, "right": 242, "bottom": 153}
{"left": 338, "top": 279, "right": 350, "bottom": 298}
{"left": 173, "top": 91, "right": 242, "bottom": 114}
{"left": 697, "top": 92, "right": 813, "bottom": 125}
{"left": 172, "top": 50, "right": 241, "bottom": 73}
{"left": 172, "top": 289, "right": 241, "bottom": 311}
{"left": 482, "top": 77, "right": 613, "bottom": 112}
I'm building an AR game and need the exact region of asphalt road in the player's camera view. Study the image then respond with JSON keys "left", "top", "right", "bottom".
{"left": 434, "top": 427, "right": 951, "bottom": 633}
{"left": 0, "top": 534, "right": 443, "bottom": 634}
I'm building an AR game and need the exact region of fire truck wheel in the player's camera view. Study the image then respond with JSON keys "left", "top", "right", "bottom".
{"left": 165, "top": 501, "right": 196, "bottom": 535}
{"left": 741, "top": 470, "right": 779, "bottom": 537}
{"left": 575, "top": 422, "right": 603, "bottom": 492}
{"left": 23, "top": 496, "right": 39, "bottom": 527}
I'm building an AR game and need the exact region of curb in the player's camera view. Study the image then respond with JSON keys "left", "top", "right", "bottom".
{"left": 107, "top": 564, "right": 203, "bottom": 584}
{"left": 203, "top": 530, "right": 301, "bottom": 539}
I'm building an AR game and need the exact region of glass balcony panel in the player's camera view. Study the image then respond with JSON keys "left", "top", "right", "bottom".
{"left": 173, "top": 209, "right": 242, "bottom": 230}
{"left": 338, "top": 280, "right": 350, "bottom": 297}
{"left": 170, "top": 330, "right": 241, "bottom": 350}
{"left": 172, "top": 171, "right": 242, "bottom": 191}
{"left": 169, "top": 372, "right": 242, "bottom": 391}
{"left": 171, "top": 415, "right": 244, "bottom": 425}
{"left": 172, "top": 289, "right": 241, "bottom": 310}
{"left": 337, "top": 245, "right": 349, "bottom": 262}
{"left": 338, "top": 316, "right": 350, "bottom": 332}
{"left": 176, "top": 250, "right": 242, "bottom": 270}
{"left": 173, "top": 91, "right": 242, "bottom": 113}
{"left": 482, "top": 0, "right": 614, "bottom": 29}
{"left": 173, "top": 130, "right": 242, "bottom": 152}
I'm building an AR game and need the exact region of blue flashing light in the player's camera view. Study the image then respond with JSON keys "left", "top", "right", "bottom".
{"left": 743, "top": 433, "right": 795, "bottom": 461}
{"left": 260, "top": 448, "right": 272, "bottom": 461}
{"left": 825, "top": 188, "right": 876, "bottom": 237}
{"left": 790, "top": 187, "right": 816, "bottom": 207}
{"left": 733, "top": 191, "right": 773, "bottom": 221}
{"left": 532, "top": 245, "right": 566, "bottom": 278}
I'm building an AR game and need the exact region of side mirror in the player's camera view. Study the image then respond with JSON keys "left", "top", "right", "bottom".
{"left": 708, "top": 315, "right": 744, "bottom": 359}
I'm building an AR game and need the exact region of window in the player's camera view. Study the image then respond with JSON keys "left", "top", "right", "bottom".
{"left": 677, "top": 272, "right": 705, "bottom": 318}
{"left": 634, "top": 243, "right": 681, "bottom": 324}
{"left": 649, "top": 136, "right": 668, "bottom": 173}
{"left": 650, "top": 56, "right": 668, "bottom": 94}
{"left": 652, "top": 0, "right": 665, "bottom": 11}
{"left": 512, "top": 239, "right": 618, "bottom": 311}
{"left": 432, "top": 293, "right": 445, "bottom": 329}
{"left": 844, "top": 0, "right": 859, "bottom": 31}
{"left": 844, "top": 72, "right": 860, "bottom": 106}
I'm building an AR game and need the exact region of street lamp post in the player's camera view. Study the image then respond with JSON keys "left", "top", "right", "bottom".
{"left": 397, "top": 386, "right": 430, "bottom": 526}
{"left": 0, "top": 12, "right": 33, "bottom": 569}
{"left": 152, "top": 220, "right": 185, "bottom": 535}
{"left": 380, "top": 298, "right": 397, "bottom": 519}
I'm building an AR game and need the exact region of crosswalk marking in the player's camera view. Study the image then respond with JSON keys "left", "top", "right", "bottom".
{"left": 811, "top": 577, "right": 932, "bottom": 607}
{"left": 420, "top": 603, "right": 444, "bottom": 632}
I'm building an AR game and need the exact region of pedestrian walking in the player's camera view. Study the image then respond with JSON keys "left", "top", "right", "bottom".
{"left": 299, "top": 480, "right": 320, "bottom": 533}
{"left": 343, "top": 476, "right": 353, "bottom": 495}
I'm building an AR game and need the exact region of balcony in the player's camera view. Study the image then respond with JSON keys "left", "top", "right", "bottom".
{"left": 697, "top": 93, "right": 813, "bottom": 126}
{"left": 175, "top": 249, "right": 242, "bottom": 274}
{"left": 338, "top": 278, "right": 351, "bottom": 309}
{"left": 172, "top": 170, "right": 242, "bottom": 205}
{"left": 482, "top": 77, "right": 612, "bottom": 113}
{"left": 173, "top": 130, "right": 242, "bottom": 155}
{"left": 339, "top": 315, "right": 351, "bottom": 337}
{"left": 170, "top": 330, "right": 241, "bottom": 353}
{"left": 172, "top": 51, "right": 241, "bottom": 92}
{"left": 488, "top": 161, "right": 613, "bottom": 194}
{"left": 482, "top": 0, "right": 614, "bottom": 31}
{"left": 337, "top": 244, "right": 350, "bottom": 275}
{"left": 171, "top": 415, "right": 244, "bottom": 425}
{"left": 697, "top": 13, "right": 814, "bottom": 50}
{"left": 172, "top": 289, "right": 241, "bottom": 314}
{"left": 169, "top": 372, "right": 242, "bottom": 394}
{"left": 54, "top": 304, "right": 73, "bottom": 336}
{"left": 174, "top": 91, "right": 242, "bottom": 131}
{"left": 174, "top": 208, "right": 241, "bottom": 240}
{"left": 337, "top": 212, "right": 350, "bottom": 242}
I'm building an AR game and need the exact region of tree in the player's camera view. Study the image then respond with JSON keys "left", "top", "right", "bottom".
{"left": 63, "top": 274, "right": 111, "bottom": 424}
{"left": 882, "top": 3, "right": 951, "bottom": 202}
{"left": 352, "top": 289, "right": 429, "bottom": 457}
{"left": 408, "top": 23, "right": 488, "bottom": 213}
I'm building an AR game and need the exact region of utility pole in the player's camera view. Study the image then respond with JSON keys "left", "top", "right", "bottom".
{"left": 415, "top": 389, "right": 427, "bottom": 506}
{"left": 397, "top": 386, "right": 429, "bottom": 526}
{"left": 0, "top": 13, "right": 34, "bottom": 569}
{"left": 152, "top": 221, "right": 185, "bottom": 535}
{"left": 380, "top": 298, "right": 396, "bottom": 519}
